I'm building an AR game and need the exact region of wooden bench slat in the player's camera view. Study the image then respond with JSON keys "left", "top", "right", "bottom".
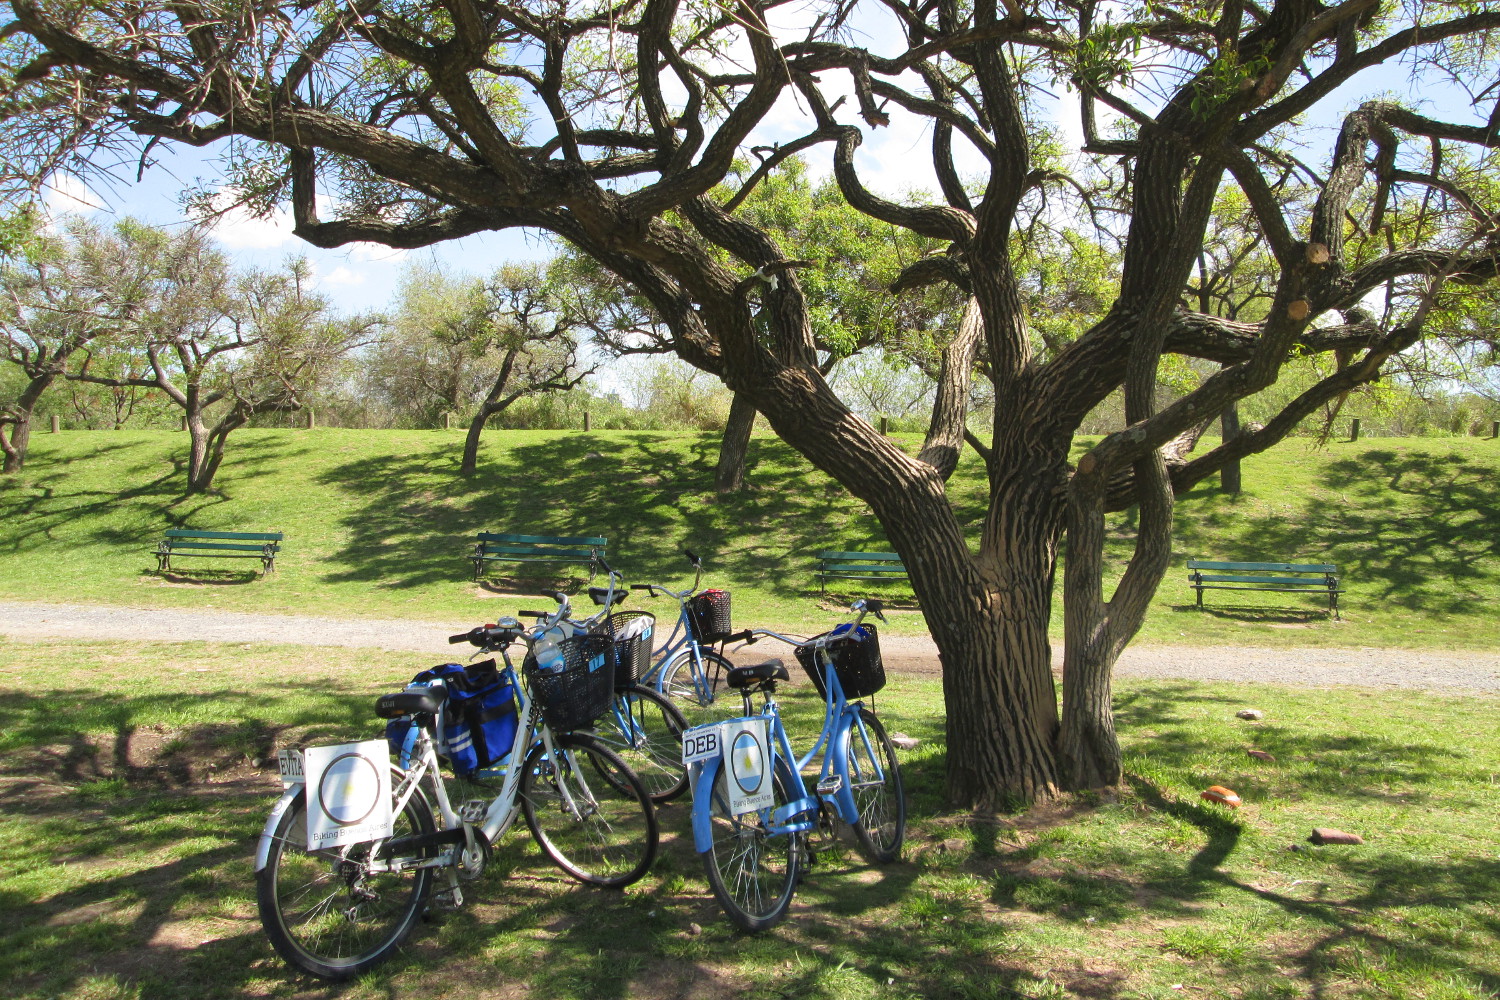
{"left": 1189, "top": 559, "right": 1335, "bottom": 573}
{"left": 1192, "top": 574, "right": 1336, "bottom": 587}
{"left": 477, "top": 542, "right": 600, "bottom": 560}
{"left": 166, "top": 542, "right": 275, "bottom": 552}
{"left": 164, "top": 529, "right": 283, "bottom": 541}
{"left": 817, "top": 550, "right": 901, "bottom": 561}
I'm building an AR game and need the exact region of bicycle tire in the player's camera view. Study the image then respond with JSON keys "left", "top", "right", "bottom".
{"left": 842, "top": 708, "right": 906, "bottom": 863}
{"left": 590, "top": 685, "right": 690, "bottom": 803}
{"left": 659, "top": 647, "right": 739, "bottom": 726}
{"left": 699, "top": 758, "right": 804, "bottom": 932}
{"left": 519, "top": 732, "right": 659, "bottom": 887}
{"left": 256, "top": 770, "right": 436, "bottom": 980}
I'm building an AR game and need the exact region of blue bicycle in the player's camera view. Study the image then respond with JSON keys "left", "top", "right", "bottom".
{"left": 682, "top": 599, "right": 906, "bottom": 930}
{"left": 629, "top": 551, "right": 743, "bottom": 726}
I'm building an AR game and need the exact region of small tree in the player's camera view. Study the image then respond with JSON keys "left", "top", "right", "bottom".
{"left": 71, "top": 246, "right": 375, "bottom": 492}
{"left": 459, "top": 264, "right": 595, "bottom": 474}
{"left": 0, "top": 216, "right": 160, "bottom": 471}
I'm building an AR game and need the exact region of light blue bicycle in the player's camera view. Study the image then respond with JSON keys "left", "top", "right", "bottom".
{"left": 682, "top": 598, "right": 906, "bottom": 930}
{"left": 629, "top": 550, "right": 746, "bottom": 725}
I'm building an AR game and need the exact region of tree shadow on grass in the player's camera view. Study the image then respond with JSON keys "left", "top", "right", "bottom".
{"left": 0, "top": 433, "right": 315, "bottom": 558}
{"left": 314, "top": 432, "right": 902, "bottom": 599}
{"left": 1173, "top": 448, "right": 1500, "bottom": 617}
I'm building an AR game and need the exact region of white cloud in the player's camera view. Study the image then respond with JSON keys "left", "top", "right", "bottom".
{"left": 318, "top": 265, "right": 367, "bottom": 287}
{"left": 209, "top": 202, "right": 297, "bottom": 249}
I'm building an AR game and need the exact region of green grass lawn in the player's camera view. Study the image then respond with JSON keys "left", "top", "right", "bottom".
{"left": 2, "top": 428, "right": 1498, "bottom": 648}
{"left": 1, "top": 637, "right": 1496, "bottom": 1000}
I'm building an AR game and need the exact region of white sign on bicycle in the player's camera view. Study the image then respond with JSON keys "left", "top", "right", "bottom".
{"left": 303, "top": 740, "right": 394, "bottom": 849}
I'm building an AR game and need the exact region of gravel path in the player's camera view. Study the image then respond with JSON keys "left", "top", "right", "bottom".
{"left": 3, "top": 599, "right": 1497, "bottom": 692}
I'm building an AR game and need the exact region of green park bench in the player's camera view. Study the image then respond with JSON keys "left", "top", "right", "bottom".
{"left": 156, "top": 529, "right": 283, "bottom": 575}
{"left": 472, "top": 532, "right": 608, "bottom": 582}
{"left": 816, "top": 550, "right": 908, "bottom": 594}
{"left": 1187, "top": 558, "right": 1343, "bottom": 618}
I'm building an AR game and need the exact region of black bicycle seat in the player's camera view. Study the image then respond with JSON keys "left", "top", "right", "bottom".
{"left": 374, "top": 686, "right": 449, "bottom": 718}
{"left": 727, "top": 659, "right": 789, "bottom": 689}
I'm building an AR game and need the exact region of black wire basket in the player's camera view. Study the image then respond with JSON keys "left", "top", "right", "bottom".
{"left": 687, "top": 588, "right": 732, "bottom": 644}
{"left": 794, "top": 624, "right": 885, "bottom": 699}
{"left": 523, "top": 634, "right": 615, "bottom": 732}
{"left": 604, "top": 611, "right": 656, "bottom": 690}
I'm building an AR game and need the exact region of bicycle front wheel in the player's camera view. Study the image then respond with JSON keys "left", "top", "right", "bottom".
{"left": 590, "top": 685, "right": 690, "bottom": 802}
{"left": 519, "top": 732, "right": 659, "bottom": 887}
{"left": 659, "top": 648, "right": 738, "bottom": 726}
{"left": 699, "top": 759, "right": 804, "bottom": 932}
{"left": 256, "top": 773, "right": 436, "bottom": 980}
{"left": 842, "top": 708, "right": 906, "bottom": 863}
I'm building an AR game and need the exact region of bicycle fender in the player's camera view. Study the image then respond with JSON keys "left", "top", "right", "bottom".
{"left": 690, "top": 758, "right": 817, "bottom": 853}
{"left": 826, "top": 719, "right": 861, "bottom": 825}
{"left": 253, "top": 785, "right": 303, "bottom": 872}
{"left": 689, "top": 757, "right": 722, "bottom": 853}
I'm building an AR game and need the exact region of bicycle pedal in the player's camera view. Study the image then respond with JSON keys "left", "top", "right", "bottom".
{"left": 459, "top": 799, "right": 488, "bottom": 824}
{"left": 429, "top": 887, "right": 464, "bottom": 911}
{"left": 816, "top": 774, "right": 843, "bottom": 796}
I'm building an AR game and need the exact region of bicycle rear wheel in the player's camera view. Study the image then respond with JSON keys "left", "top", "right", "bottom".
{"left": 699, "top": 759, "right": 804, "bottom": 932}
{"left": 590, "top": 685, "right": 690, "bottom": 802}
{"left": 660, "top": 648, "right": 738, "bottom": 727}
{"left": 842, "top": 708, "right": 906, "bottom": 863}
{"left": 256, "top": 772, "right": 435, "bottom": 980}
{"left": 519, "top": 732, "right": 659, "bottom": 887}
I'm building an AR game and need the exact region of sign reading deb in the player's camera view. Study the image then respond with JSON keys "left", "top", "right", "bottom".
{"left": 303, "top": 740, "right": 394, "bottom": 849}
{"left": 682, "top": 718, "right": 773, "bottom": 815}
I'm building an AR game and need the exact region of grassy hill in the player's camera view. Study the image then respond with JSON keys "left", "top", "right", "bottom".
{"left": 2, "top": 427, "right": 1497, "bottom": 648}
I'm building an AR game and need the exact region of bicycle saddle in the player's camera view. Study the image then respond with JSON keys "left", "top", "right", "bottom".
{"left": 726, "top": 659, "right": 789, "bottom": 689}
{"left": 374, "top": 685, "right": 449, "bottom": 718}
{"left": 588, "top": 586, "right": 624, "bottom": 606}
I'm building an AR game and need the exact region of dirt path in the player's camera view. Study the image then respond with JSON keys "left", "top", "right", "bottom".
{"left": 2, "top": 599, "right": 1497, "bottom": 692}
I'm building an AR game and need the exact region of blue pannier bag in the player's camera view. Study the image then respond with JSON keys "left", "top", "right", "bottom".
{"left": 384, "top": 659, "right": 518, "bottom": 776}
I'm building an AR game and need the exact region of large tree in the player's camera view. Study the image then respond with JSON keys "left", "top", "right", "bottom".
{"left": 6, "top": 0, "right": 1498, "bottom": 806}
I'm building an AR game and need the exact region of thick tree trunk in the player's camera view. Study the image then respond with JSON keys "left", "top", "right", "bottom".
{"left": 886, "top": 479, "right": 1065, "bottom": 808}
{"left": 1, "top": 414, "right": 30, "bottom": 473}
{"left": 1220, "top": 402, "right": 1242, "bottom": 493}
{"left": 461, "top": 403, "right": 498, "bottom": 475}
{"left": 714, "top": 392, "right": 756, "bottom": 493}
{"left": 748, "top": 368, "right": 1068, "bottom": 807}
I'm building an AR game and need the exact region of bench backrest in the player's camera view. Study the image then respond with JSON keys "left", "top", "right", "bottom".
{"left": 166, "top": 529, "right": 282, "bottom": 543}
{"left": 477, "top": 532, "right": 606, "bottom": 547}
{"left": 1188, "top": 559, "right": 1335, "bottom": 574}
{"left": 818, "top": 550, "right": 902, "bottom": 563}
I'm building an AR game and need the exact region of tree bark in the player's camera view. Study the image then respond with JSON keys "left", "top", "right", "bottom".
{"left": 461, "top": 401, "right": 499, "bottom": 475}
{"left": 1, "top": 373, "right": 56, "bottom": 473}
{"left": 714, "top": 392, "right": 756, "bottom": 493}
{"left": 1220, "top": 399, "right": 1242, "bottom": 493}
